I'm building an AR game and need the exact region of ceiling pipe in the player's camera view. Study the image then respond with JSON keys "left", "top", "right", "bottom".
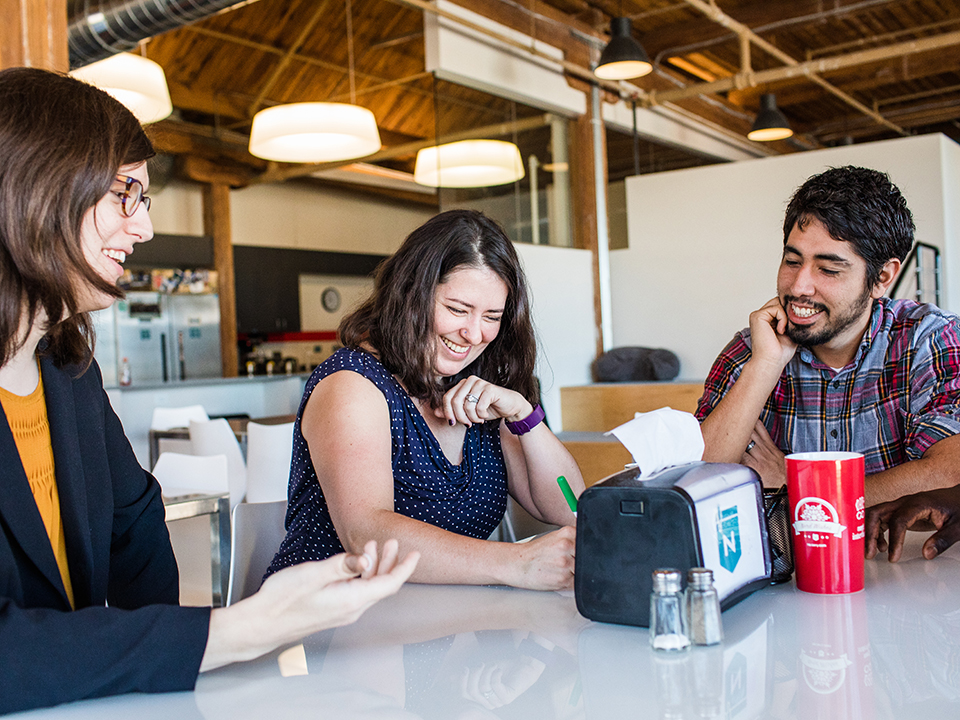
{"left": 663, "top": 0, "right": 909, "bottom": 137}
{"left": 67, "top": 0, "right": 264, "bottom": 68}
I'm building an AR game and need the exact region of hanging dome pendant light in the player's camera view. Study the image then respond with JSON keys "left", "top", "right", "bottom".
{"left": 595, "top": 17, "right": 652, "bottom": 81}
{"left": 248, "top": 0, "right": 381, "bottom": 164}
{"left": 248, "top": 103, "right": 381, "bottom": 163}
{"left": 748, "top": 93, "right": 794, "bottom": 142}
{"left": 70, "top": 52, "right": 173, "bottom": 124}
{"left": 414, "top": 139, "right": 525, "bottom": 188}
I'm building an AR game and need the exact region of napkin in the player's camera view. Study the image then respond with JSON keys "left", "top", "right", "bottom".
{"left": 606, "top": 407, "right": 705, "bottom": 479}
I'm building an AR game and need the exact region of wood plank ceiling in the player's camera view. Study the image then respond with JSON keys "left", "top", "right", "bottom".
{"left": 83, "top": 0, "right": 960, "bottom": 187}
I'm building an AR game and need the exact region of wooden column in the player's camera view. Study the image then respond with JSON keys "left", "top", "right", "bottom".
{"left": 0, "top": 0, "right": 68, "bottom": 70}
{"left": 203, "top": 183, "right": 239, "bottom": 378}
{"left": 571, "top": 105, "right": 609, "bottom": 360}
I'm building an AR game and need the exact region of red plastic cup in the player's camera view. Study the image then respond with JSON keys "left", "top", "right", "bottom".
{"left": 785, "top": 451, "right": 865, "bottom": 594}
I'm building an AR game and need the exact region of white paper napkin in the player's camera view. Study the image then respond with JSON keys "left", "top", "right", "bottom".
{"left": 606, "top": 407, "right": 705, "bottom": 479}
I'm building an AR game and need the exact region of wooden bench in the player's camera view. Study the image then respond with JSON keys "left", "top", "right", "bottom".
{"left": 560, "top": 382, "right": 704, "bottom": 433}
{"left": 558, "top": 382, "right": 704, "bottom": 486}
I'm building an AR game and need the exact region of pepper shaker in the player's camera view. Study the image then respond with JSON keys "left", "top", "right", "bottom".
{"left": 650, "top": 568, "right": 690, "bottom": 652}
{"left": 685, "top": 567, "right": 723, "bottom": 645}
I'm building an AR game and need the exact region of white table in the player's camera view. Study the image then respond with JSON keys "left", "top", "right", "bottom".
{"left": 11, "top": 534, "right": 960, "bottom": 719}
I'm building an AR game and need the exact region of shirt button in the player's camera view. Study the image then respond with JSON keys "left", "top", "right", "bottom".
{"left": 830, "top": 429, "right": 838, "bottom": 439}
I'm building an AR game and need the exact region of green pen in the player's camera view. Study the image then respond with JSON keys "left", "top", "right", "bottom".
{"left": 557, "top": 475, "right": 578, "bottom": 516}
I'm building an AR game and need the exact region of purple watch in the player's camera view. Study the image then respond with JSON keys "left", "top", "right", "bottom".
{"left": 505, "top": 404, "right": 545, "bottom": 436}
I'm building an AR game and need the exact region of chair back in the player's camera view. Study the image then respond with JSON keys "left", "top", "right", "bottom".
{"left": 152, "top": 452, "right": 228, "bottom": 498}
{"left": 226, "top": 500, "right": 288, "bottom": 606}
{"left": 190, "top": 418, "right": 247, "bottom": 509}
{"left": 245, "top": 421, "right": 295, "bottom": 503}
{"left": 150, "top": 404, "right": 209, "bottom": 431}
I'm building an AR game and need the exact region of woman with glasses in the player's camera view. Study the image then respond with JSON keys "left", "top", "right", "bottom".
{"left": 0, "top": 66, "right": 418, "bottom": 715}
{"left": 266, "top": 209, "right": 584, "bottom": 590}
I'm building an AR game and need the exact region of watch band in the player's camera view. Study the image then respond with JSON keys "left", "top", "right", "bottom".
{"left": 505, "top": 404, "right": 545, "bottom": 436}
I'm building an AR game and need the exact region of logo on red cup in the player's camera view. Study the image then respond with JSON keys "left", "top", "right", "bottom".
{"left": 793, "top": 497, "right": 846, "bottom": 538}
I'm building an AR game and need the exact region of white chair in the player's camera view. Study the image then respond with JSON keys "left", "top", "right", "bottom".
{"left": 189, "top": 418, "right": 247, "bottom": 509}
{"left": 244, "top": 421, "right": 295, "bottom": 503}
{"left": 151, "top": 452, "right": 229, "bottom": 498}
{"left": 150, "top": 404, "right": 209, "bottom": 432}
{"left": 226, "top": 500, "right": 288, "bottom": 606}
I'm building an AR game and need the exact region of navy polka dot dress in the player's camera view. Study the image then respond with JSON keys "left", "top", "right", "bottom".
{"left": 265, "top": 347, "right": 508, "bottom": 577}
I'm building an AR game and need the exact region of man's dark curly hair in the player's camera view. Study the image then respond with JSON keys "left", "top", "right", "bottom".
{"left": 783, "top": 165, "right": 915, "bottom": 288}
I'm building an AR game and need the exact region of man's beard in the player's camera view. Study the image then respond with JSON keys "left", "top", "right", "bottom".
{"left": 783, "top": 284, "right": 873, "bottom": 347}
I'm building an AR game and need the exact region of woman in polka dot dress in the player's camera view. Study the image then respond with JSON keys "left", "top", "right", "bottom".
{"left": 267, "top": 210, "right": 584, "bottom": 590}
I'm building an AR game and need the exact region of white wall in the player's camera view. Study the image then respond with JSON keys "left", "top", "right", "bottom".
{"left": 614, "top": 134, "right": 960, "bottom": 382}
{"left": 515, "top": 244, "right": 595, "bottom": 430}
{"left": 149, "top": 180, "right": 205, "bottom": 236}
{"left": 150, "top": 179, "right": 433, "bottom": 254}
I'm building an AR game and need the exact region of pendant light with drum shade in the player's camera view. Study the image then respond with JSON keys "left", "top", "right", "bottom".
{"left": 70, "top": 52, "right": 172, "bottom": 124}
{"left": 248, "top": 0, "right": 381, "bottom": 163}
{"left": 595, "top": 17, "right": 652, "bottom": 81}
{"left": 748, "top": 94, "right": 793, "bottom": 142}
{"left": 414, "top": 139, "right": 525, "bottom": 188}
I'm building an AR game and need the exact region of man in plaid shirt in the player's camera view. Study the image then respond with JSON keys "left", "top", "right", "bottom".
{"left": 696, "top": 166, "right": 960, "bottom": 507}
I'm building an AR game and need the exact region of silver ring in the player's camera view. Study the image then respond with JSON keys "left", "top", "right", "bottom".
{"left": 465, "top": 393, "right": 480, "bottom": 404}
{"left": 746, "top": 441, "right": 756, "bottom": 452}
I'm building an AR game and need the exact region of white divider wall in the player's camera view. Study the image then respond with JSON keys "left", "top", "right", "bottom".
{"left": 515, "top": 243, "right": 595, "bottom": 431}
{"left": 613, "top": 134, "right": 960, "bottom": 382}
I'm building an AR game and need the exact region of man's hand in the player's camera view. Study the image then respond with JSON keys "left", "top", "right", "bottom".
{"left": 741, "top": 420, "right": 786, "bottom": 488}
{"left": 865, "top": 486, "right": 960, "bottom": 562}
{"left": 747, "top": 297, "right": 798, "bottom": 376}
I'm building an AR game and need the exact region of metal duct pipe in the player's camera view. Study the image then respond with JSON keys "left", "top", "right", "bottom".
{"left": 68, "top": 0, "right": 260, "bottom": 68}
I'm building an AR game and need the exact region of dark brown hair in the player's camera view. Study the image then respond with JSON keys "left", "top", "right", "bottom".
{"left": 783, "top": 166, "right": 914, "bottom": 288}
{"left": 340, "top": 209, "right": 539, "bottom": 408}
{"left": 0, "top": 67, "right": 155, "bottom": 368}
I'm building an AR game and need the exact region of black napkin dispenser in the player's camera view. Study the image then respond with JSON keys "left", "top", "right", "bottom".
{"left": 575, "top": 461, "right": 772, "bottom": 627}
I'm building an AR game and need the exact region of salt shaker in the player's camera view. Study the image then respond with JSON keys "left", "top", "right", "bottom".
{"left": 650, "top": 568, "right": 690, "bottom": 652}
{"left": 685, "top": 567, "right": 723, "bottom": 645}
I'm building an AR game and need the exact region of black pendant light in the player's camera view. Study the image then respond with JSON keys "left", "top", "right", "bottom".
{"left": 595, "top": 17, "right": 652, "bottom": 80}
{"left": 748, "top": 93, "right": 793, "bottom": 142}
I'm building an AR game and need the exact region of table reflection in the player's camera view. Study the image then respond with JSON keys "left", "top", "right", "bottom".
{"left": 17, "top": 538, "right": 960, "bottom": 720}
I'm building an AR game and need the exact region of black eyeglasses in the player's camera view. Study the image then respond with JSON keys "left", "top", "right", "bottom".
{"left": 112, "top": 175, "right": 152, "bottom": 217}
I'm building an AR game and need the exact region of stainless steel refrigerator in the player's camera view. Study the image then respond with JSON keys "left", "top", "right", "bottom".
{"left": 93, "top": 291, "right": 222, "bottom": 385}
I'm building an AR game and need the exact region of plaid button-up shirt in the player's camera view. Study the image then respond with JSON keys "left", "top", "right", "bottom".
{"left": 696, "top": 299, "right": 960, "bottom": 476}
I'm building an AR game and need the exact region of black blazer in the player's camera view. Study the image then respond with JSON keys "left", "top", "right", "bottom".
{"left": 0, "top": 357, "right": 210, "bottom": 715}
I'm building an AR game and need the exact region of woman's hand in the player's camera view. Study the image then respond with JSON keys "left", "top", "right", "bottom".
{"left": 506, "top": 526, "right": 577, "bottom": 591}
{"left": 438, "top": 376, "right": 533, "bottom": 427}
{"left": 200, "top": 539, "right": 419, "bottom": 672}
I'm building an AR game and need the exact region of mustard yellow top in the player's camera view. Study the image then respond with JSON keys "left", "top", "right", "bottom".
{"left": 0, "top": 372, "right": 75, "bottom": 608}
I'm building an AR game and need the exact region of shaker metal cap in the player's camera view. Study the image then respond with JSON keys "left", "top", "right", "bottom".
{"left": 687, "top": 567, "right": 715, "bottom": 590}
{"left": 652, "top": 568, "right": 682, "bottom": 593}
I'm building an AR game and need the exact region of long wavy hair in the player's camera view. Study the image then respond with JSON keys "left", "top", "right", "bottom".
{"left": 0, "top": 67, "right": 154, "bottom": 369}
{"left": 340, "top": 209, "right": 539, "bottom": 408}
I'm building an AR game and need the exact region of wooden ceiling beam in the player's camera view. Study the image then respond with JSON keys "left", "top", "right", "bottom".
{"left": 814, "top": 99, "right": 960, "bottom": 141}
{"left": 655, "top": 29, "right": 960, "bottom": 104}
{"left": 247, "top": 0, "right": 336, "bottom": 116}
{"left": 643, "top": 0, "right": 889, "bottom": 60}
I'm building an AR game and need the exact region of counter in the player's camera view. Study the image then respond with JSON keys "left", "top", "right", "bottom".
{"left": 12, "top": 534, "right": 960, "bottom": 719}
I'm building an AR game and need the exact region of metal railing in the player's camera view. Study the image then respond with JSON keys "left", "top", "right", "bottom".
{"left": 889, "top": 241, "right": 941, "bottom": 306}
